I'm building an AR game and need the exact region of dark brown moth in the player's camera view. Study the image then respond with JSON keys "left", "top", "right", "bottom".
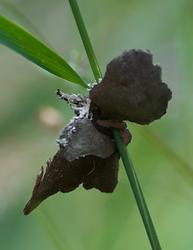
{"left": 23, "top": 50, "right": 172, "bottom": 215}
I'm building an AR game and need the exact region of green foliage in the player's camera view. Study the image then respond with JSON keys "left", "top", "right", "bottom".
{"left": 0, "top": 0, "right": 193, "bottom": 250}
{"left": 0, "top": 15, "right": 86, "bottom": 87}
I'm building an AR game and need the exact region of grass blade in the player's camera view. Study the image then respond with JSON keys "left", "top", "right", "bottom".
{"left": 0, "top": 15, "right": 86, "bottom": 87}
{"left": 0, "top": 1, "right": 47, "bottom": 42}
{"left": 69, "top": 0, "right": 102, "bottom": 82}
{"left": 140, "top": 127, "right": 193, "bottom": 185}
{"left": 68, "top": 0, "right": 162, "bottom": 249}
{"left": 113, "top": 129, "right": 161, "bottom": 250}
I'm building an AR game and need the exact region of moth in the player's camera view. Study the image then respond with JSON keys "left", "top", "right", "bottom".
{"left": 23, "top": 50, "right": 171, "bottom": 215}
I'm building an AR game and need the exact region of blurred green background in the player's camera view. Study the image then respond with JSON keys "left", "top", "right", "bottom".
{"left": 0, "top": 0, "right": 193, "bottom": 249}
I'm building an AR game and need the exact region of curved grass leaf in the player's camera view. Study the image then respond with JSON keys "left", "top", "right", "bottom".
{"left": 0, "top": 15, "right": 86, "bottom": 87}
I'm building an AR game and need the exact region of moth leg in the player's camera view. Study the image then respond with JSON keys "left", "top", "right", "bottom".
{"left": 96, "top": 120, "right": 132, "bottom": 145}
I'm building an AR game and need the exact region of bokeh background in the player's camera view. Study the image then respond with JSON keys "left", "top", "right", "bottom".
{"left": 0, "top": 0, "right": 193, "bottom": 249}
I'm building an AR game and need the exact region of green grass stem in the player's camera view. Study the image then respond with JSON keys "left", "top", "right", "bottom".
{"left": 68, "top": 0, "right": 162, "bottom": 249}
{"left": 113, "top": 129, "right": 162, "bottom": 250}
{"left": 69, "top": 0, "right": 102, "bottom": 82}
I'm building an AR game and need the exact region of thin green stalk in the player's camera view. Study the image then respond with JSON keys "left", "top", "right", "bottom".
{"left": 69, "top": 0, "right": 102, "bottom": 81}
{"left": 68, "top": 0, "right": 162, "bottom": 249}
{"left": 38, "top": 207, "right": 72, "bottom": 250}
{"left": 113, "top": 130, "right": 161, "bottom": 250}
{"left": 37, "top": 208, "right": 66, "bottom": 250}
